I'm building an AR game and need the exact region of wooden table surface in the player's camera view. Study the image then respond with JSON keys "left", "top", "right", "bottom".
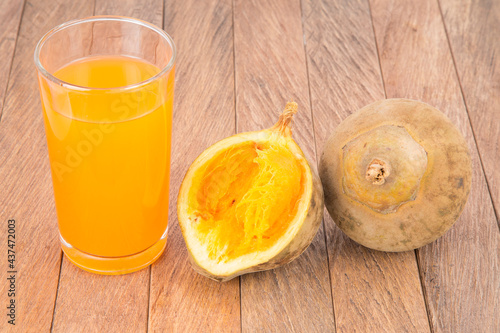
{"left": 1, "top": 0, "right": 499, "bottom": 332}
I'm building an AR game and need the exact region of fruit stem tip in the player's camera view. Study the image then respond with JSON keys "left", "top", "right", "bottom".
{"left": 273, "top": 101, "right": 298, "bottom": 135}
{"left": 284, "top": 101, "right": 298, "bottom": 116}
{"left": 366, "top": 158, "right": 391, "bottom": 185}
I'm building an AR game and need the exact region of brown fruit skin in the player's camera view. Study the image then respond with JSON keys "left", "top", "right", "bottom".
{"left": 319, "top": 99, "right": 472, "bottom": 252}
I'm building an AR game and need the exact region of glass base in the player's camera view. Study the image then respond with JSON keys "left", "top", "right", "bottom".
{"left": 60, "top": 229, "right": 168, "bottom": 275}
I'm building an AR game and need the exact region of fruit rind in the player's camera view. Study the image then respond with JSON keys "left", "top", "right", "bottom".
{"left": 319, "top": 99, "right": 471, "bottom": 252}
{"left": 178, "top": 121, "right": 324, "bottom": 281}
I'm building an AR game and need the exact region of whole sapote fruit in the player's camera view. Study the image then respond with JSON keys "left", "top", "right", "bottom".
{"left": 319, "top": 99, "right": 471, "bottom": 252}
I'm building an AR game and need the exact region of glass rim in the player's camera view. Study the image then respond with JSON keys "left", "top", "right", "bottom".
{"left": 34, "top": 15, "right": 176, "bottom": 92}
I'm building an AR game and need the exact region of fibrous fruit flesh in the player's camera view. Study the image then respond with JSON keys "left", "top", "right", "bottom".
{"left": 178, "top": 102, "right": 324, "bottom": 281}
{"left": 319, "top": 99, "right": 471, "bottom": 252}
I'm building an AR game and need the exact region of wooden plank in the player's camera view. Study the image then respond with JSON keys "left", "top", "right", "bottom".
{"left": 0, "top": 1, "right": 93, "bottom": 331}
{"left": 302, "top": 0, "right": 431, "bottom": 331}
{"left": 148, "top": 0, "right": 240, "bottom": 331}
{"left": 233, "top": 0, "right": 335, "bottom": 331}
{"left": 439, "top": 0, "right": 500, "bottom": 224}
{"left": 50, "top": 1, "right": 162, "bottom": 332}
{"left": 95, "top": 0, "right": 163, "bottom": 26}
{"left": 369, "top": 0, "right": 500, "bottom": 331}
{"left": 53, "top": 267, "right": 150, "bottom": 332}
{"left": 0, "top": 0, "right": 24, "bottom": 118}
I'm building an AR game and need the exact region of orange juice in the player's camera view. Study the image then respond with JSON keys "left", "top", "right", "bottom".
{"left": 39, "top": 56, "right": 174, "bottom": 273}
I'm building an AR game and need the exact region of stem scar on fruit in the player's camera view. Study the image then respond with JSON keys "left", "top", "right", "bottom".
{"left": 365, "top": 158, "right": 391, "bottom": 185}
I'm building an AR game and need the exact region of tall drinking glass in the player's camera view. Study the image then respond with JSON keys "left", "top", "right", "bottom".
{"left": 34, "top": 16, "right": 176, "bottom": 274}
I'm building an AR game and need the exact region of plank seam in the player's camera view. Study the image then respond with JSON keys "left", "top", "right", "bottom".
{"left": 366, "top": 0, "right": 387, "bottom": 99}
{"left": 50, "top": 251, "right": 64, "bottom": 333}
{"left": 239, "top": 275, "right": 243, "bottom": 333}
{"left": 436, "top": 0, "right": 500, "bottom": 229}
{"left": 0, "top": 0, "right": 27, "bottom": 124}
{"left": 231, "top": 1, "right": 242, "bottom": 331}
{"left": 415, "top": 250, "right": 435, "bottom": 333}
{"left": 51, "top": 0, "right": 96, "bottom": 330}
{"left": 299, "top": 0, "right": 319, "bottom": 164}
{"left": 146, "top": 266, "right": 152, "bottom": 333}
{"left": 298, "top": 0, "right": 337, "bottom": 331}
{"left": 232, "top": 0, "right": 238, "bottom": 138}
{"left": 162, "top": 0, "right": 165, "bottom": 30}
{"left": 146, "top": 2, "right": 166, "bottom": 332}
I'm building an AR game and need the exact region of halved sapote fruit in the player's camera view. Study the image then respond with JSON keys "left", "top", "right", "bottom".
{"left": 319, "top": 99, "right": 472, "bottom": 252}
{"left": 178, "top": 102, "right": 324, "bottom": 281}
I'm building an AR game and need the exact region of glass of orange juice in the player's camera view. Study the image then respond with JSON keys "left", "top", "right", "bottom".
{"left": 34, "top": 16, "right": 176, "bottom": 274}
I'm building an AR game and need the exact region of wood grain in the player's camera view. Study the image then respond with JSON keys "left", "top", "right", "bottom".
{"left": 439, "top": 0, "right": 500, "bottom": 224}
{"left": 50, "top": 1, "right": 162, "bottom": 332}
{"left": 0, "top": 0, "right": 498, "bottom": 331}
{"left": 95, "top": 0, "right": 163, "bottom": 25}
{"left": 148, "top": 0, "right": 240, "bottom": 331}
{"left": 370, "top": 0, "right": 500, "bottom": 331}
{"left": 233, "top": 0, "right": 335, "bottom": 331}
{"left": 302, "top": 0, "right": 431, "bottom": 331}
{"left": 53, "top": 266, "right": 150, "bottom": 332}
{"left": 0, "top": 0, "right": 24, "bottom": 119}
{"left": 0, "top": 0, "right": 93, "bottom": 331}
